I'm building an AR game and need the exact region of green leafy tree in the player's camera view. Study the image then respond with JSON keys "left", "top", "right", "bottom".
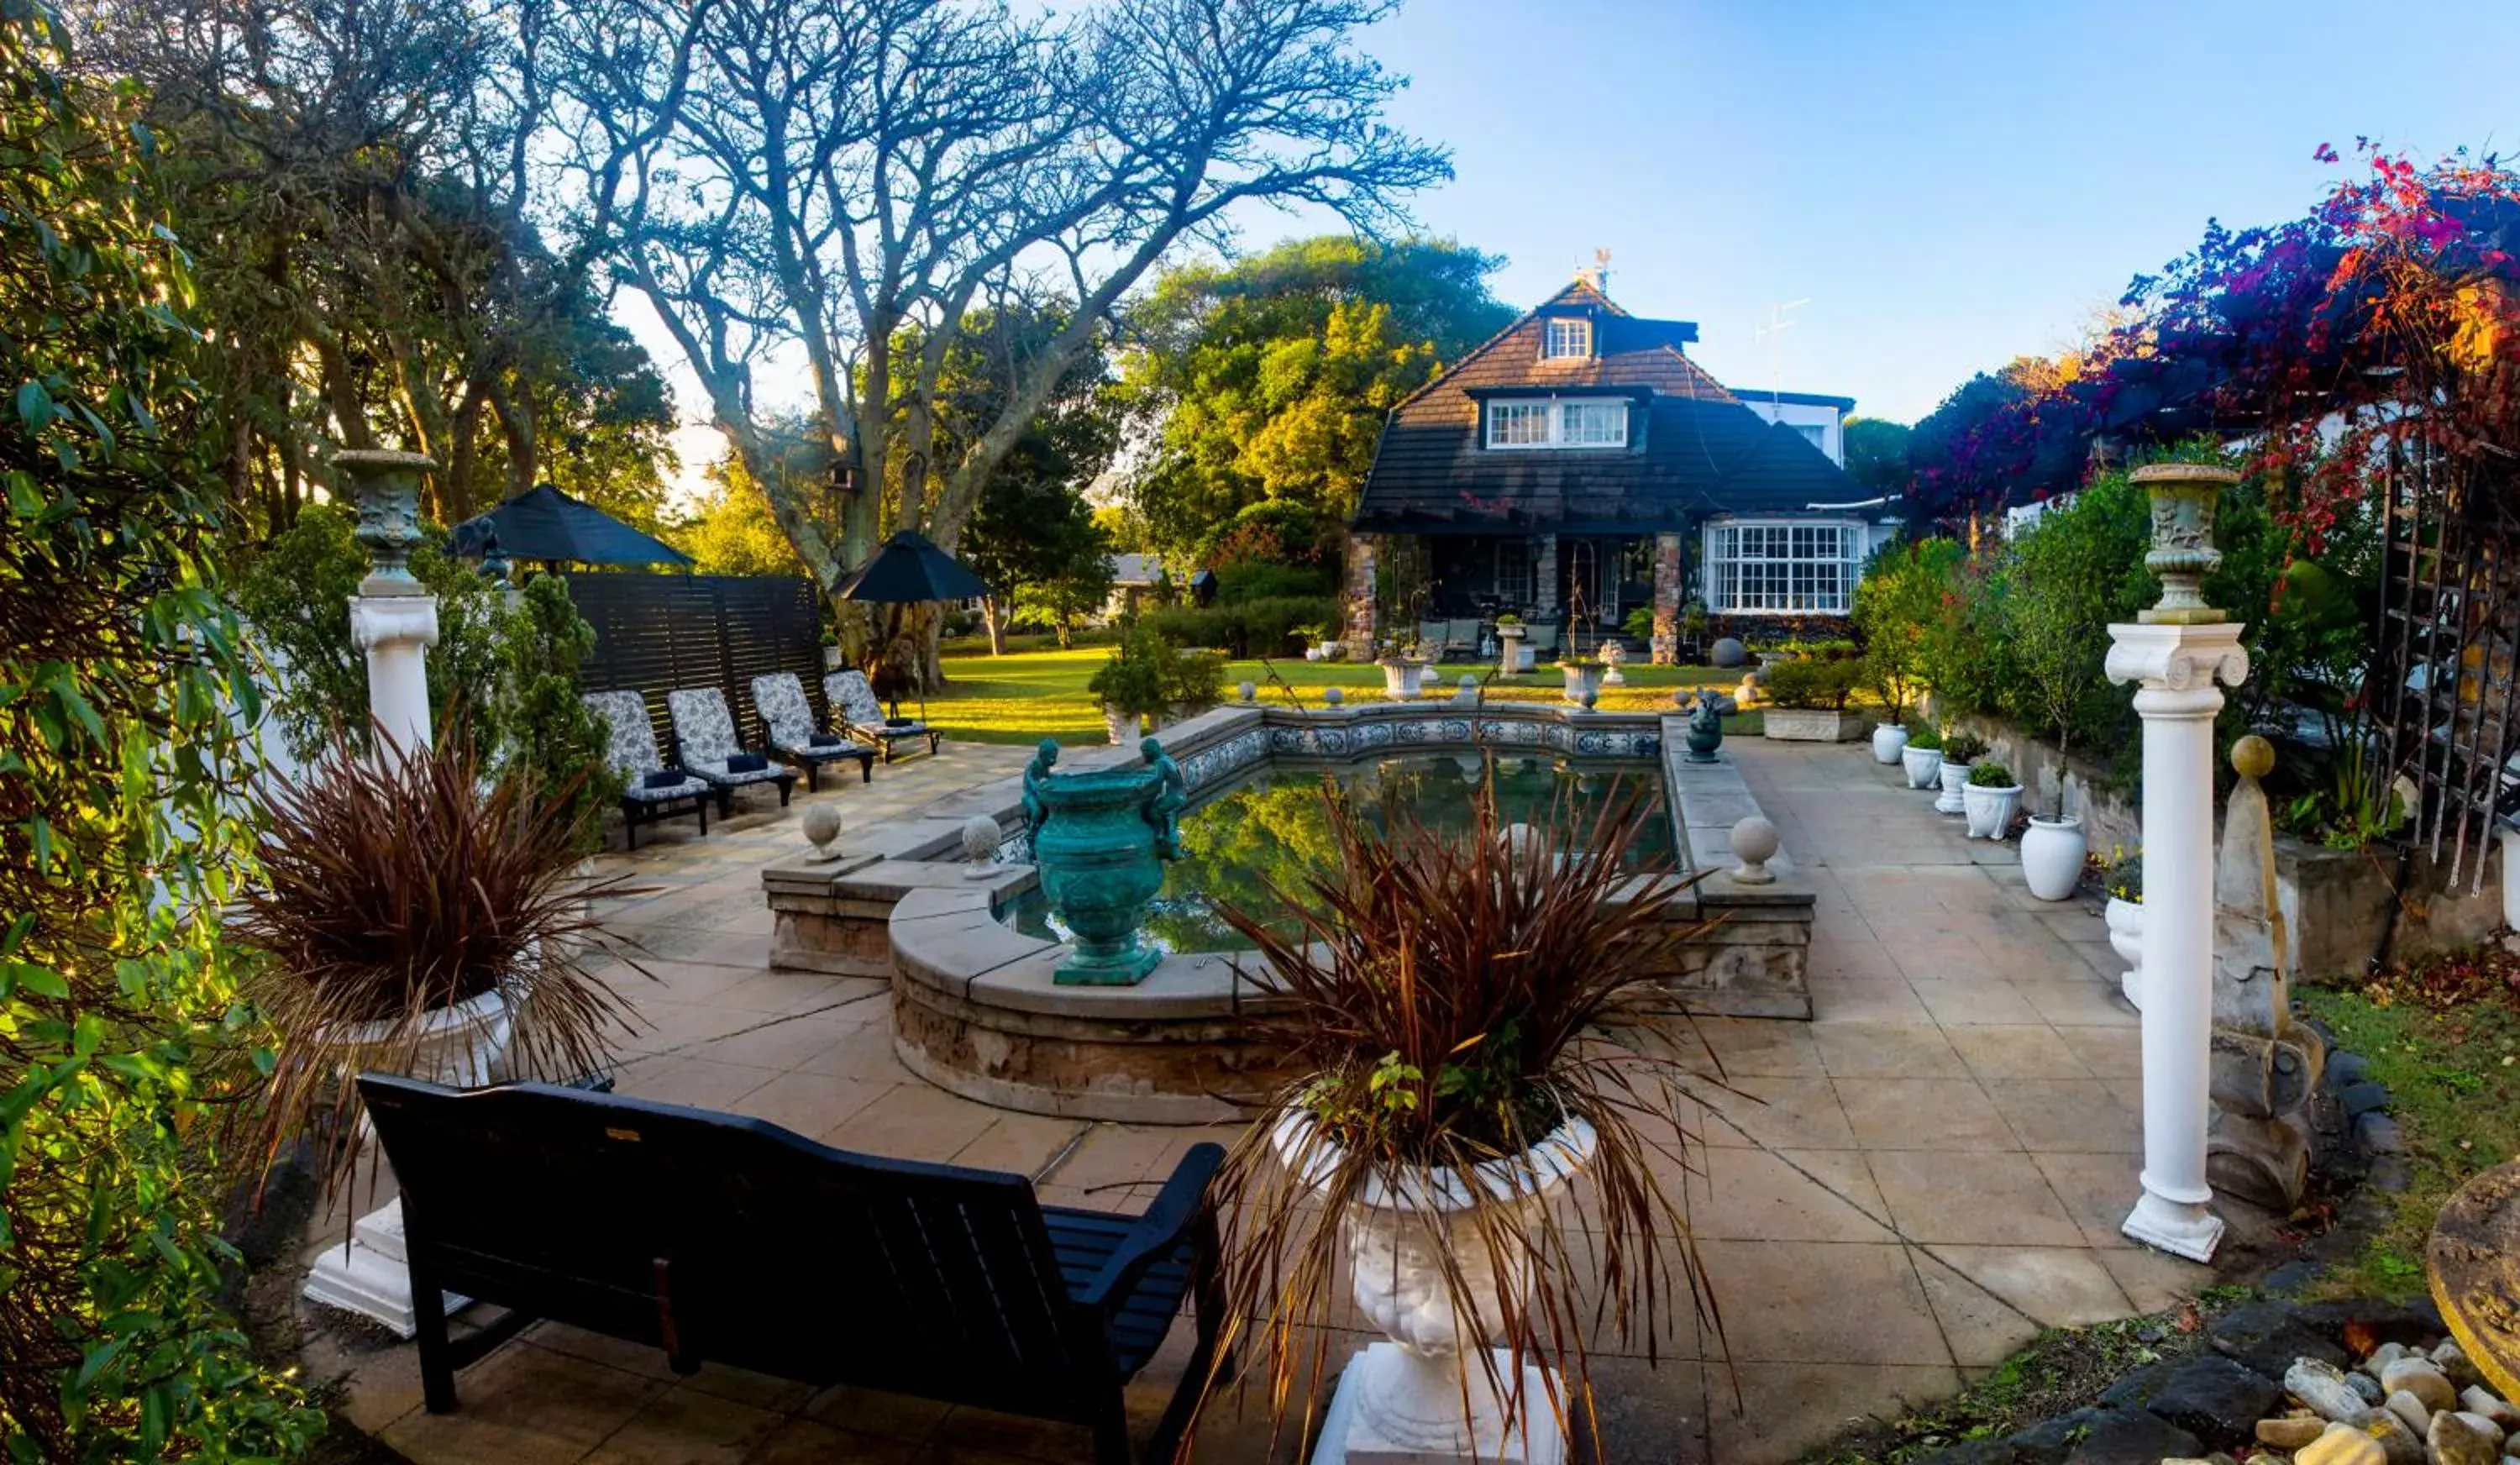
{"left": 680, "top": 458, "right": 811, "bottom": 579}
{"left": 0, "top": 6, "right": 323, "bottom": 1453}
{"left": 963, "top": 441, "right": 1116, "bottom": 653}
{"left": 1842, "top": 417, "right": 1912, "bottom": 498}
{"left": 1121, "top": 236, "right": 1513, "bottom": 561}
{"left": 1994, "top": 472, "right": 2155, "bottom": 754}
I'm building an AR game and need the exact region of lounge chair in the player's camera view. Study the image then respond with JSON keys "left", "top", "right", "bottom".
{"left": 1525, "top": 622, "right": 1562, "bottom": 659}
{"left": 1443, "top": 617, "right": 1482, "bottom": 659}
{"left": 360, "top": 1073, "right": 1228, "bottom": 1465}
{"left": 749, "top": 672, "right": 874, "bottom": 792}
{"left": 665, "top": 686, "right": 797, "bottom": 817}
{"left": 1415, "top": 618, "right": 1448, "bottom": 655}
{"left": 824, "top": 669, "right": 942, "bottom": 763}
{"left": 581, "top": 690, "right": 711, "bottom": 850}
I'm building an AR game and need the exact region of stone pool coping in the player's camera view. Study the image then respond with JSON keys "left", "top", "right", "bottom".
{"left": 762, "top": 699, "right": 1815, "bottom": 1119}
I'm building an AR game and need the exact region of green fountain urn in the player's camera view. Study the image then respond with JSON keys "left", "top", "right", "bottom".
{"left": 1021, "top": 738, "right": 1186, "bottom": 985}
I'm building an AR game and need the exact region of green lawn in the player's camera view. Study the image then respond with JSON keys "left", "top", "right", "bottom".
{"left": 924, "top": 645, "right": 1743, "bottom": 745}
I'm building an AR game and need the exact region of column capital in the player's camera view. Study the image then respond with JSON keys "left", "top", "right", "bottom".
{"left": 2104, "top": 620, "right": 2249, "bottom": 693}
{"left": 349, "top": 594, "right": 442, "bottom": 654}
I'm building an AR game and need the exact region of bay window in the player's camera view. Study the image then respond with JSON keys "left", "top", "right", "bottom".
{"left": 1483, "top": 396, "right": 1630, "bottom": 450}
{"left": 1704, "top": 520, "right": 1862, "bottom": 613}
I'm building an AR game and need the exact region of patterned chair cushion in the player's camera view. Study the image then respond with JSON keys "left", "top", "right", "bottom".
{"left": 666, "top": 687, "right": 746, "bottom": 765}
{"left": 624, "top": 772, "right": 711, "bottom": 803}
{"left": 749, "top": 673, "right": 818, "bottom": 754}
{"left": 825, "top": 669, "right": 929, "bottom": 734}
{"left": 583, "top": 690, "right": 667, "bottom": 779}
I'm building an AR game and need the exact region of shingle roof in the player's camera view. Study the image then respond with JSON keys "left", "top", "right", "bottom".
{"left": 1355, "top": 284, "right": 1855, "bottom": 533}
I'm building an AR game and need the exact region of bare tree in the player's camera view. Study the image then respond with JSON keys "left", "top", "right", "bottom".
{"left": 550, "top": 0, "right": 1446, "bottom": 660}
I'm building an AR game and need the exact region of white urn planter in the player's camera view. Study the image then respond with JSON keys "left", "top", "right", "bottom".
{"left": 1275, "top": 1111, "right": 1593, "bottom": 1465}
{"left": 2019, "top": 815, "right": 2086, "bottom": 901}
{"left": 1380, "top": 659, "right": 1431, "bottom": 700}
{"left": 302, "top": 985, "right": 514, "bottom": 1336}
{"left": 1901, "top": 742, "right": 1943, "bottom": 790}
{"left": 1495, "top": 628, "right": 1526, "bottom": 675}
{"left": 1961, "top": 780, "right": 2022, "bottom": 840}
{"left": 1102, "top": 703, "right": 1137, "bottom": 745}
{"left": 1872, "top": 723, "right": 1910, "bottom": 764}
{"left": 1561, "top": 664, "right": 1601, "bottom": 706}
{"left": 2106, "top": 897, "right": 2145, "bottom": 1011}
{"left": 822, "top": 644, "right": 844, "bottom": 671}
{"left": 1935, "top": 759, "right": 1971, "bottom": 815}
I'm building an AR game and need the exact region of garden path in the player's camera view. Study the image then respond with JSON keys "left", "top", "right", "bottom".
{"left": 315, "top": 738, "right": 2207, "bottom": 1464}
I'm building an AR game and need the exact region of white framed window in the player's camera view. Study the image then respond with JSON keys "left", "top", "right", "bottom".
{"left": 1484, "top": 396, "right": 1629, "bottom": 450}
{"left": 1704, "top": 519, "right": 1862, "bottom": 613}
{"left": 1793, "top": 423, "right": 1827, "bottom": 449}
{"left": 1487, "top": 401, "right": 1551, "bottom": 446}
{"left": 1542, "top": 317, "right": 1591, "bottom": 359}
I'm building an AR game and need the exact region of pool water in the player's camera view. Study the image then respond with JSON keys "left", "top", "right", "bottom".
{"left": 1007, "top": 754, "right": 1672, "bottom": 954}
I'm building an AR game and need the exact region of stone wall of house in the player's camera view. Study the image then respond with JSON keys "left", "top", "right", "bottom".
{"left": 1341, "top": 533, "right": 1378, "bottom": 650}
{"left": 1650, "top": 531, "right": 1684, "bottom": 664}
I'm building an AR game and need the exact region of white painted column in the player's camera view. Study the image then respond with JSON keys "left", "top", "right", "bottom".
{"left": 306, "top": 449, "right": 450, "bottom": 1336}
{"left": 2106, "top": 618, "right": 2247, "bottom": 1261}
{"left": 349, "top": 596, "right": 439, "bottom": 759}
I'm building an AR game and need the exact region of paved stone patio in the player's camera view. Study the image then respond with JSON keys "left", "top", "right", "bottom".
{"left": 316, "top": 737, "right": 2211, "bottom": 1464}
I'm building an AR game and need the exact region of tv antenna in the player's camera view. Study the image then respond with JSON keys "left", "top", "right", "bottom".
{"left": 1756, "top": 299, "right": 1810, "bottom": 406}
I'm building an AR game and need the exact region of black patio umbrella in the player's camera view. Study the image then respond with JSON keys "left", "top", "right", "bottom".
{"left": 448, "top": 483, "right": 693, "bottom": 570}
{"left": 835, "top": 530, "right": 992, "bottom": 717}
{"left": 834, "top": 529, "right": 990, "bottom": 603}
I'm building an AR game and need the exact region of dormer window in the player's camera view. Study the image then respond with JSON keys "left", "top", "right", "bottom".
{"left": 1542, "top": 318, "right": 1591, "bottom": 360}
{"left": 1484, "top": 396, "right": 1629, "bottom": 450}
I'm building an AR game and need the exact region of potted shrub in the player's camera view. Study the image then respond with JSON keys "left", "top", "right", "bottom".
{"left": 1201, "top": 782, "right": 1713, "bottom": 1462}
{"left": 2105, "top": 850, "right": 2144, "bottom": 1009}
{"left": 236, "top": 732, "right": 638, "bottom": 1190}
{"left": 1900, "top": 722, "right": 1944, "bottom": 789}
{"left": 1961, "top": 759, "right": 2023, "bottom": 840}
{"left": 1759, "top": 658, "right": 1869, "bottom": 742}
{"left": 1161, "top": 645, "right": 1229, "bottom": 727}
{"left": 1089, "top": 620, "right": 1173, "bottom": 743}
{"left": 2020, "top": 806, "right": 2087, "bottom": 901}
{"left": 1296, "top": 622, "right": 1330, "bottom": 663}
{"left": 1376, "top": 638, "right": 1434, "bottom": 699}
{"left": 1494, "top": 612, "right": 1528, "bottom": 674}
{"left": 1935, "top": 732, "right": 1986, "bottom": 815}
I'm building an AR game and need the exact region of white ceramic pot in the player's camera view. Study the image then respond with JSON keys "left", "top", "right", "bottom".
{"left": 315, "top": 985, "right": 515, "bottom": 1145}
{"left": 2020, "top": 815, "right": 2086, "bottom": 901}
{"left": 1902, "top": 742, "right": 1942, "bottom": 790}
{"left": 1305, "top": 647, "right": 1325, "bottom": 663}
{"left": 1962, "top": 781, "right": 2022, "bottom": 840}
{"left": 1935, "top": 759, "right": 1971, "bottom": 815}
{"left": 1273, "top": 1111, "right": 1594, "bottom": 1461}
{"left": 1380, "top": 660, "right": 1430, "bottom": 700}
{"left": 821, "top": 645, "right": 844, "bottom": 671}
{"left": 1102, "top": 704, "right": 1136, "bottom": 745}
{"left": 2106, "top": 896, "right": 2145, "bottom": 1010}
{"left": 1872, "top": 723, "right": 1910, "bottom": 765}
{"left": 1562, "top": 664, "right": 1600, "bottom": 706}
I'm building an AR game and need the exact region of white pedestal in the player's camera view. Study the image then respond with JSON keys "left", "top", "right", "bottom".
{"left": 349, "top": 594, "right": 440, "bottom": 759}
{"left": 302, "top": 1199, "right": 467, "bottom": 1338}
{"left": 1310, "top": 1343, "right": 1566, "bottom": 1465}
{"left": 2105, "top": 621, "right": 2250, "bottom": 1263}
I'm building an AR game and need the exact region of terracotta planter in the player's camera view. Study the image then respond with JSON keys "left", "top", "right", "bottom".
{"left": 1962, "top": 781, "right": 2022, "bottom": 840}
{"left": 1273, "top": 1110, "right": 1595, "bottom": 1462}
{"left": 1872, "top": 723, "right": 1909, "bottom": 764}
{"left": 1901, "top": 742, "right": 1942, "bottom": 790}
{"left": 2106, "top": 896, "right": 2145, "bottom": 1010}
{"left": 2020, "top": 815, "right": 2086, "bottom": 900}
{"left": 1935, "top": 759, "right": 1971, "bottom": 815}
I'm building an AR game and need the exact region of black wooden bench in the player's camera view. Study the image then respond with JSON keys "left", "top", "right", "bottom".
{"left": 358, "top": 1074, "right": 1229, "bottom": 1464}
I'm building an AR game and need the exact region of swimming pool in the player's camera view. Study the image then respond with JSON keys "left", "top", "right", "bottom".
{"left": 1007, "top": 752, "right": 1672, "bottom": 953}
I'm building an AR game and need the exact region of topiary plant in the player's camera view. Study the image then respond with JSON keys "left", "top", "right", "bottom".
{"left": 1940, "top": 732, "right": 1988, "bottom": 764}
{"left": 1966, "top": 759, "right": 2016, "bottom": 789}
{"left": 1905, "top": 722, "right": 1943, "bottom": 751}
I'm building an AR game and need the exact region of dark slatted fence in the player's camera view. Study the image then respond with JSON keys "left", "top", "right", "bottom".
{"left": 566, "top": 573, "right": 828, "bottom": 755}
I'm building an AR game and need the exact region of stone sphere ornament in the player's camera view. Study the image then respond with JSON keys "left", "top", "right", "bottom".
{"left": 1237, "top": 680, "right": 1257, "bottom": 703}
{"left": 1709, "top": 636, "right": 1748, "bottom": 668}
{"left": 1323, "top": 685, "right": 1345, "bottom": 707}
{"left": 959, "top": 815, "right": 1004, "bottom": 877}
{"left": 2231, "top": 732, "right": 2275, "bottom": 780}
{"left": 800, "top": 802, "right": 845, "bottom": 860}
{"left": 1728, "top": 815, "right": 1780, "bottom": 885}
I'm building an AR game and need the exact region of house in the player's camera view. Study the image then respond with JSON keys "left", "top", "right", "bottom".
{"left": 1101, "top": 552, "right": 1166, "bottom": 619}
{"left": 1346, "top": 277, "right": 1894, "bottom": 661}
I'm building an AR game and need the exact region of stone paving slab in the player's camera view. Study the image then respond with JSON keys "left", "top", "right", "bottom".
{"left": 317, "top": 737, "right": 2213, "bottom": 1465}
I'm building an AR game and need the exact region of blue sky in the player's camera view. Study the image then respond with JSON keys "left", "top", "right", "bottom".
{"left": 1255, "top": 0, "right": 2520, "bottom": 423}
